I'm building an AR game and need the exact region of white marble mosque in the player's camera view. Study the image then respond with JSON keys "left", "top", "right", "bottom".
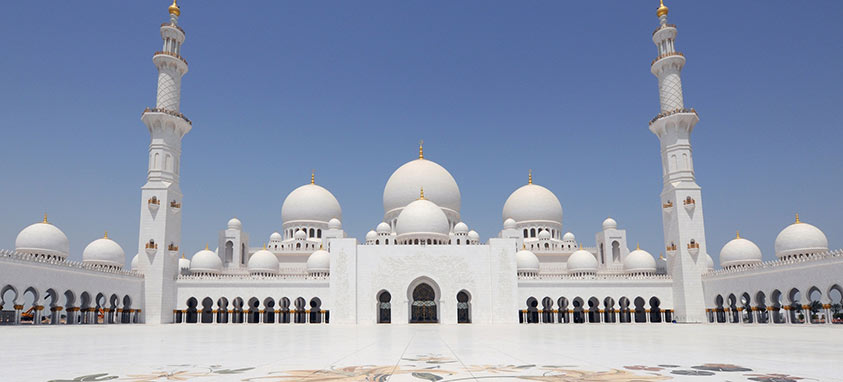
{"left": 2, "top": 1, "right": 842, "bottom": 331}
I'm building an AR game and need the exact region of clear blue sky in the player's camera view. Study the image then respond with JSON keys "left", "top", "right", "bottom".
{"left": 1, "top": 1, "right": 841, "bottom": 268}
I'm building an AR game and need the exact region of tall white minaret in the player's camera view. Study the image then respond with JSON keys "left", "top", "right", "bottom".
{"left": 137, "top": 0, "right": 191, "bottom": 324}
{"left": 648, "top": 1, "right": 708, "bottom": 323}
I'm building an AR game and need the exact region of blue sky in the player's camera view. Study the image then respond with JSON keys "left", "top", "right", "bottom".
{"left": 1, "top": 1, "right": 841, "bottom": 267}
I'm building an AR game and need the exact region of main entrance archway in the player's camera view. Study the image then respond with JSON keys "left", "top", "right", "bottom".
{"left": 408, "top": 278, "right": 439, "bottom": 323}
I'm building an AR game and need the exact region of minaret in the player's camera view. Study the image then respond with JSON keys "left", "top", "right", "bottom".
{"left": 648, "top": 1, "right": 708, "bottom": 323}
{"left": 137, "top": 0, "right": 191, "bottom": 324}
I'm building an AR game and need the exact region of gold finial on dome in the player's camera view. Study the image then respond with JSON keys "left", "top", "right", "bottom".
{"left": 419, "top": 139, "right": 424, "bottom": 159}
{"left": 311, "top": 170, "right": 315, "bottom": 184}
{"left": 528, "top": 169, "right": 533, "bottom": 185}
{"left": 104, "top": 231, "right": 109, "bottom": 239}
{"left": 657, "top": 0, "right": 669, "bottom": 18}
{"left": 205, "top": 243, "right": 209, "bottom": 250}
{"left": 795, "top": 213, "right": 800, "bottom": 224}
{"left": 43, "top": 213, "right": 48, "bottom": 224}
{"left": 579, "top": 243, "right": 583, "bottom": 249}
{"left": 419, "top": 187, "right": 425, "bottom": 200}
{"left": 181, "top": 252, "right": 185, "bottom": 259}
{"left": 736, "top": 231, "right": 740, "bottom": 239}
{"left": 168, "top": 0, "right": 181, "bottom": 16}
{"left": 636, "top": 243, "right": 640, "bottom": 250}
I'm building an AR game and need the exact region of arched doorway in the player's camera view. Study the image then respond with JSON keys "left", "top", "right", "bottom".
{"left": 410, "top": 283, "right": 437, "bottom": 323}
{"left": 377, "top": 291, "right": 391, "bottom": 324}
{"left": 457, "top": 291, "right": 471, "bottom": 323}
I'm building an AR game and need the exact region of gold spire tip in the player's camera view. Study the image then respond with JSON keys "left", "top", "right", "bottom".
{"left": 419, "top": 187, "right": 425, "bottom": 200}
{"left": 205, "top": 243, "right": 209, "bottom": 250}
{"left": 636, "top": 243, "right": 640, "bottom": 250}
{"left": 168, "top": 0, "right": 181, "bottom": 16}
{"left": 43, "top": 213, "right": 48, "bottom": 224}
{"left": 528, "top": 169, "right": 533, "bottom": 185}
{"left": 418, "top": 139, "right": 424, "bottom": 159}
{"left": 104, "top": 231, "right": 109, "bottom": 239}
{"left": 657, "top": 0, "right": 669, "bottom": 18}
{"left": 795, "top": 213, "right": 800, "bottom": 224}
{"left": 181, "top": 252, "right": 185, "bottom": 259}
{"left": 736, "top": 231, "right": 740, "bottom": 239}
{"left": 311, "top": 170, "right": 315, "bottom": 184}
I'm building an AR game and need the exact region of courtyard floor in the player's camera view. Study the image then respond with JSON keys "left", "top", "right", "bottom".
{"left": 6, "top": 323, "right": 841, "bottom": 382}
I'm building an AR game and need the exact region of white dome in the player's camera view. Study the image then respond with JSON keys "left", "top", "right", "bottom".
{"left": 454, "top": 222, "right": 469, "bottom": 234}
{"left": 131, "top": 254, "right": 140, "bottom": 271}
{"left": 567, "top": 249, "right": 598, "bottom": 273}
{"left": 602, "top": 217, "right": 617, "bottom": 230}
{"left": 516, "top": 248, "right": 539, "bottom": 273}
{"left": 15, "top": 220, "right": 70, "bottom": 259}
{"left": 248, "top": 249, "right": 279, "bottom": 274}
{"left": 774, "top": 217, "right": 828, "bottom": 259}
{"left": 502, "top": 183, "right": 563, "bottom": 224}
{"left": 269, "top": 232, "right": 282, "bottom": 242}
{"left": 624, "top": 247, "right": 657, "bottom": 273}
{"left": 281, "top": 183, "right": 342, "bottom": 224}
{"left": 562, "top": 232, "right": 576, "bottom": 241}
{"left": 190, "top": 249, "right": 222, "bottom": 274}
{"left": 383, "top": 158, "right": 461, "bottom": 215}
{"left": 376, "top": 222, "right": 391, "bottom": 234}
{"left": 82, "top": 235, "right": 125, "bottom": 268}
{"left": 366, "top": 230, "right": 378, "bottom": 241}
{"left": 468, "top": 230, "right": 479, "bottom": 242}
{"left": 720, "top": 234, "right": 763, "bottom": 268}
{"left": 705, "top": 253, "right": 714, "bottom": 271}
{"left": 503, "top": 218, "right": 517, "bottom": 229}
{"left": 328, "top": 218, "right": 342, "bottom": 230}
{"left": 227, "top": 218, "right": 242, "bottom": 230}
{"left": 395, "top": 198, "right": 450, "bottom": 236}
{"left": 538, "top": 230, "right": 551, "bottom": 240}
{"left": 307, "top": 249, "right": 330, "bottom": 273}
{"left": 294, "top": 229, "right": 307, "bottom": 240}
{"left": 178, "top": 256, "right": 190, "bottom": 271}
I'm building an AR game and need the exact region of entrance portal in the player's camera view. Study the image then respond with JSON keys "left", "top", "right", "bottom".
{"left": 410, "top": 283, "right": 437, "bottom": 323}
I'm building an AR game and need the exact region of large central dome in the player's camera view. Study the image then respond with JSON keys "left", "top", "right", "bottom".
{"left": 383, "top": 156, "right": 461, "bottom": 217}
{"left": 281, "top": 183, "right": 342, "bottom": 224}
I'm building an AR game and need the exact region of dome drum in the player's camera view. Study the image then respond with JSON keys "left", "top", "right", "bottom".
{"left": 396, "top": 232, "right": 450, "bottom": 246}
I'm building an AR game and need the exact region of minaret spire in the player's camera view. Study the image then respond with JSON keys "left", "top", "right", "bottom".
{"left": 137, "top": 2, "right": 191, "bottom": 324}
{"left": 528, "top": 169, "right": 533, "bottom": 185}
{"left": 418, "top": 140, "right": 424, "bottom": 159}
{"left": 649, "top": 3, "right": 708, "bottom": 323}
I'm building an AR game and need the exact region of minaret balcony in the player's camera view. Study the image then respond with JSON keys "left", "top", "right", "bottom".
{"left": 683, "top": 197, "right": 696, "bottom": 212}
{"left": 170, "top": 200, "right": 181, "bottom": 212}
{"left": 650, "top": 51, "right": 684, "bottom": 66}
{"left": 648, "top": 108, "right": 697, "bottom": 126}
{"left": 687, "top": 242, "right": 700, "bottom": 255}
{"left": 153, "top": 51, "right": 188, "bottom": 66}
{"left": 666, "top": 243, "right": 677, "bottom": 256}
{"left": 160, "top": 22, "right": 185, "bottom": 35}
{"left": 148, "top": 197, "right": 160, "bottom": 212}
{"left": 662, "top": 201, "right": 673, "bottom": 211}
{"left": 167, "top": 243, "right": 179, "bottom": 253}
{"left": 652, "top": 23, "right": 676, "bottom": 36}
{"left": 142, "top": 107, "right": 192, "bottom": 125}
{"left": 144, "top": 242, "right": 158, "bottom": 255}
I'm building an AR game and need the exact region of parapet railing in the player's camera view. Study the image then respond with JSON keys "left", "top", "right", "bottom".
{"left": 650, "top": 51, "right": 685, "bottom": 66}
{"left": 704, "top": 249, "right": 843, "bottom": 278}
{"left": 0, "top": 249, "right": 143, "bottom": 278}
{"left": 649, "top": 107, "right": 697, "bottom": 125}
{"left": 177, "top": 272, "right": 329, "bottom": 281}
{"left": 160, "top": 22, "right": 185, "bottom": 35}
{"left": 142, "top": 107, "right": 192, "bottom": 125}
{"left": 652, "top": 23, "right": 677, "bottom": 36}
{"left": 153, "top": 50, "right": 188, "bottom": 66}
{"left": 519, "top": 272, "right": 671, "bottom": 281}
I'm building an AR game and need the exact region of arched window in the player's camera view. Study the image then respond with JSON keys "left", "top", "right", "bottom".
{"left": 378, "top": 291, "right": 391, "bottom": 324}
{"left": 309, "top": 228, "right": 315, "bottom": 237}
{"left": 523, "top": 229, "right": 528, "bottom": 237}
{"left": 224, "top": 241, "right": 233, "bottom": 263}
{"left": 457, "top": 291, "right": 471, "bottom": 323}
{"left": 456, "top": 239, "right": 460, "bottom": 245}
{"left": 317, "top": 229, "right": 322, "bottom": 238}
{"left": 612, "top": 241, "right": 620, "bottom": 263}
{"left": 530, "top": 228, "right": 536, "bottom": 237}
{"left": 375, "top": 240, "right": 379, "bottom": 245}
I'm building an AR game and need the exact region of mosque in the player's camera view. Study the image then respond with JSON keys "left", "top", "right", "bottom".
{"left": 1, "top": 1, "right": 842, "bottom": 327}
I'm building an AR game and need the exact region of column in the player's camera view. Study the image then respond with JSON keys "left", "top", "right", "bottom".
{"left": 32, "top": 306, "right": 42, "bottom": 325}
{"left": 803, "top": 305, "right": 810, "bottom": 325}
{"left": 51, "top": 306, "right": 61, "bottom": 325}
{"left": 13, "top": 305, "right": 22, "bottom": 325}
{"left": 824, "top": 304, "right": 832, "bottom": 325}
{"left": 212, "top": 310, "right": 217, "bottom": 324}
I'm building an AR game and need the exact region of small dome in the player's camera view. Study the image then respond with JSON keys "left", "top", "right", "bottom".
{"left": 502, "top": 183, "right": 563, "bottom": 225}
{"left": 503, "top": 218, "right": 517, "bottom": 229}
{"left": 281, "top": 183, "right": 342, "bottom": 224}
{"left": 454, "top": 222, "right": 469, "bottom": 234}
{"left": 562, "top": 232, "right": 576, "bottom": 242}
{"left": 366, "top": 230, "right": 378, "bottom": 241}
{"left": 15, "top": 218, "right": 70, "bottom": 259}
{"left": 131, "top": 254, "right": 140, "bottom": 271}
{"left": 190, "top": 248, "right": 222, "bottom": 274}
{"left": 624, "top": 247, "right": 657, "bottom": 273}
{"left": 705, "top": 253, "right": 714, "bottom": 271}
{"left": 307, "top": 248, "right": 330, "bottom": 273}
{"left": 568, "top": 248, "right": 598, "bottom": 273}
{"left": 328, "top": 218, "right": 342, "bottom": 230}
{"left": 376, "top": 222, "right": 391, "bottom": 234}
{"left": 602, "top": 217, "right": 617, "bottom": 231}
{"left": 468, "top": 230, "right": 479, "bottom": 242}
{"left": 248, "top": 249, "right": 279, "bottom": 274}
{"left": 227, "top": 217, "right": 242, "bottom": 230}
{"left": 82, "top": 234, "right": 125, "bottom": 268}
{"left": 538, "top": 230, "right": 551, "bottom": 240}
{"left": 294, "top": 229, "right": 307, "bottom": 240}
{"left": 383, "top": 158, "right": 461, "bottom": 216}
{"left": 395, "top": 198, "right": 450, "bottom": 236}
{"left": 774, "top": 216, "right": 828, "bottom": 259}
{"left": 516, "top": 248, "right": 539, "bottom": 273}
{"left": 178, "top": 255, "right": 190, "bottom": 271}
{"left": 270, "top": 232, "right": 283, "bottom": 242}
{"left": 720, "top": 233, "right": 763, "bottom": 268}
